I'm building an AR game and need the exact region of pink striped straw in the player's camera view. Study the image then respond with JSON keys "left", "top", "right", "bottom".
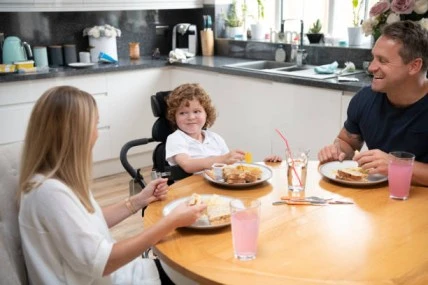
{"left": 275, "top": 129, "right": 303, "bottom": 186}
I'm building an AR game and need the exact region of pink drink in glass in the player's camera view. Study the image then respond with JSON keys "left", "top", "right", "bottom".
{"left": 388, "top": 152, "right": 415, "bottom": 200}
{"left": 231, "top": 199, "right": 260, "bottom": 260}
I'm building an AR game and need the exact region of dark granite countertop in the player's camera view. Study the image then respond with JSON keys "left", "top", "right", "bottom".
{"left": 0, "top": 56, "right": 371, "bottom": 93}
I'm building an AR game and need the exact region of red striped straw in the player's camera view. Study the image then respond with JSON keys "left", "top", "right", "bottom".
{"left": 275, "top": 129, "right": 303, "bottom": 186}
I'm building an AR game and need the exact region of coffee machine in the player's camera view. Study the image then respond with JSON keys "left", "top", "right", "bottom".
{"left": 172, "top": 23, "right": 197, "bottom": 56}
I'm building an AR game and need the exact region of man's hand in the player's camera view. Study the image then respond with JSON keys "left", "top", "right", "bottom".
{"left": 318, "top": 139, "right": 346, "bottom": 163}
{"left": 353, "top": 149, "right": 389, "bottom": 176}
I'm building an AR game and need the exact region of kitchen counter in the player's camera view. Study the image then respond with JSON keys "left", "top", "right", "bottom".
{"left": 0, "top": 56, "right": 372, "bottom": 93}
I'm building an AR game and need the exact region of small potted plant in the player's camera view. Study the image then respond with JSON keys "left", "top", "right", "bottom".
{"left": 224, "top": 0, "right": 244, "bottom": 39}
{"left": 348, "top": 0, "right": 364, "bottom": 46}
{"left": 250, "top": 0, "right": 266, "bottom": 40}
{"left": 306, "top": 19, "right": 324, "bottom": 44}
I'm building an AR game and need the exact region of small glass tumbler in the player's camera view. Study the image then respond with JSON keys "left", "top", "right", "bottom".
{"left": 129, "top": 42, "right": 140, "bottom": 59}
{"left": 286, "top": 148, "right": 309, "bottom": 192}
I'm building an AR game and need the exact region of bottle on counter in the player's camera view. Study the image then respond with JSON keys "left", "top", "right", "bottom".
{"left": 290, "top": 39, "right": 299, "bottom": 63}
{"left": 275, "top": 45, "right": 286, "bottom": 62}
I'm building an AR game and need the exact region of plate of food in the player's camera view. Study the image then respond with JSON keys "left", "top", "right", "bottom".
{"left": 203, "top": 163, "right": 272, "bottom": 188}
{"left": 319, "top": 160, "right": 387, "bottom": 186}
{"left": 162, "top": 193, "right": 232, "bottom": 229}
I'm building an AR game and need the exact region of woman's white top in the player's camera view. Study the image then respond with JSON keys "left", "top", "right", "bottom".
{"left": 165, "top": 129, "right": 229, "bottom": 166}
{"left": 19, "top": 175, "right": 160, "bottom": 285}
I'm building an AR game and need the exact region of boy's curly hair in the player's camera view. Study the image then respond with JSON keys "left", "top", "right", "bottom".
{"left": 166, "top": 83, "right": 217, "bottom": 129}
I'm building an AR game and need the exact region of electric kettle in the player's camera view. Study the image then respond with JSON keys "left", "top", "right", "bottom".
{"left": 2, "top": 36, "right": 32, "bottom": 64}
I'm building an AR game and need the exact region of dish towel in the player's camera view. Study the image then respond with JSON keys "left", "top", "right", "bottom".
{"left": 168, "top": 49, "right": 187, "bottom": 64}
{"left": 314, "top": 61, "right": 338, "bottom": 74}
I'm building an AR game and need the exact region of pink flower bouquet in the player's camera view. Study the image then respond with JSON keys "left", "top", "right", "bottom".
{"left": 362, "top": 0, "right": 428, "bottom": 40}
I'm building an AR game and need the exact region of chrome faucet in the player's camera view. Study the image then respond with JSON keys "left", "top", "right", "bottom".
{"left": 280, "top": 18, "right": 305, "bottom": 65}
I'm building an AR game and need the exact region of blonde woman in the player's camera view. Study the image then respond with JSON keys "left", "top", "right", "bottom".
{"left": 18, "top": 86, "right": 206, "bottom": 284}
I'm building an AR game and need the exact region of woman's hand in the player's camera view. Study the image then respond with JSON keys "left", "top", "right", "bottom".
{"left": 167, "top": 202, "right": 207, "bottom": 228}
{"left": 133, "top": 178, "right": 169, "bottom": 209}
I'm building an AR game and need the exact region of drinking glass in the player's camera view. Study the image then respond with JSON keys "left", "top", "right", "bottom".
{"left": 286, "top": 148, "right": 309, "bottom": 192}
{"left": 388, "top": 151, "right": 415, "bottom": 200}
{"left": 230, "top": 198, "right": 261, "bottom": 260}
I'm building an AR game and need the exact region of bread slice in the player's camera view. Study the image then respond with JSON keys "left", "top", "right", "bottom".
{"left": 188, "top": 193, "right": 202, "bottom": 206}
{"left": 206, "top": 195, "right": 231, "bottom": 225}
{"left": 336, "top": 167, "right": 367, "bottom": 181}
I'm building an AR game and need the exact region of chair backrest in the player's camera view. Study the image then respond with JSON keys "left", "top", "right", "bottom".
{"left": 0, "top": 142, "right": 28, "bottom": 285}
{"left": 150, "top": 91, "right": 191, "bottom": 181}
{"left": 150, "top": 91, "right": 173, "bottom": 172}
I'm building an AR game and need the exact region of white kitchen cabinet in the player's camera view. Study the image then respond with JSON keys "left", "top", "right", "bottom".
{"left": 341, "top": 91, "right": 354, "bottom": 127}
{"left": 0, "top": 74, "right": 111, "bottom": 162}
{"left": 170, "top": 67, "right": 343, "bottom": 161}
{"left": 0, "top": 69, "right": 169, "bottom": 178}
{"left": 0, "top": 0, "right": 202, "bottom": 11}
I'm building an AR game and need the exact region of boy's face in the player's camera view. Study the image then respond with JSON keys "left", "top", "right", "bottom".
{"left": 175, "top": 99, "right": 207, "bottom": 138}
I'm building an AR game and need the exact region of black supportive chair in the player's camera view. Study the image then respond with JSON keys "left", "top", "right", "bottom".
{"left": 119, "top": 91, "right": 191, "bottom": 197}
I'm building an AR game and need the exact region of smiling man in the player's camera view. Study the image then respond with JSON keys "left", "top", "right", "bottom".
{"left": 318, "top": 20, "right": 428, "bottom": 186}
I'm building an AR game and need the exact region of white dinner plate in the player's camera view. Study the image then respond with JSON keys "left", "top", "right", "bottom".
{"left": 68, "top": 62, "right": 95, "bottom": 68}
{"left": 319, "top": 160, "right": 387, "bottom": 186}
{"left": 203, "top": 163, "right": 273, "bottom": 188}
{"left": 162, "top": 194, "right": 233, "bottom": 229}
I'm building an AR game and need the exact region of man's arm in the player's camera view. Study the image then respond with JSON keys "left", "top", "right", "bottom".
{"left": 336, "top": 128, "right": 365, "bottom": 160}
{"left": 318, "top": 128, "right": 364, "bottom": 163}
{"left": 412, "top": 161, "right": 428, "bottom": 186}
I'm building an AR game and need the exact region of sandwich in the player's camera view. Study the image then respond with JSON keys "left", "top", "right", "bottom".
{"left": 336, "top": 167, "right": 368, "bottom": 181}
{"left": 206, "top": 195, "right": 231, "bottom": 225}
{"left": 188, "top": 193, "right": 203, "bottom": 206}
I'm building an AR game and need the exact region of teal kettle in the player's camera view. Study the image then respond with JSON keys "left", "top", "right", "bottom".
{"left": 2, "top": 36, "right": 32, "bottom": 64}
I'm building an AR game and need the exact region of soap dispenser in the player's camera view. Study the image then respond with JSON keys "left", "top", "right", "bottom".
{"left": 275, "top": 45, "right": 286, "bottom": 62}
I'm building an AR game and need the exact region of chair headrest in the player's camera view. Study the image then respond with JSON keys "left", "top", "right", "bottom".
{"left": 152, "top": 117, "right": 174, "bottom": 143}
{"left": 151, "top": 91, "right": 171, "bottom": 118}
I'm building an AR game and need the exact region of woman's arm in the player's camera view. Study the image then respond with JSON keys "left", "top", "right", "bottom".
{"left": 103, "top": 202, "right": 206, "bottom": 275}
{"left": 102, "top": 178, "right": 168, "bottom": 228}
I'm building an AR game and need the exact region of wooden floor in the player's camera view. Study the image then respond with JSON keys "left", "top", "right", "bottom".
{"left": 92, "top": 166, "right": 152, "bottom": 241}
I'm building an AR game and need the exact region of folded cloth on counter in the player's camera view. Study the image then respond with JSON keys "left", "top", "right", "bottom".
{"left": 342, "top": 61, "right": 356, "bottom": 73}
{"left": 98, "top": 52, "right": 118, "bottom": 63}
{"left": 168, "top": 49, "right": 187, "bottom": 64}
{"left": 338, "top": 76, "right": 359, "bottom": 82}
{"left": 314, "top": 61, "right": 338, "bottom": 74}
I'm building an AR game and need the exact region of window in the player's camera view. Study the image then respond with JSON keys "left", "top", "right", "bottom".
{"left": 235, "top": 0, "right": 376, "bottom": 43}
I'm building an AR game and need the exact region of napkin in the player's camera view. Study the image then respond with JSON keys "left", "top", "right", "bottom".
{"left": 168, "top": 49, "right": 187, "bottom": 64}
{"left": 314, "top": 61, "right": 338, "bottom": 74}
{"left": 98, "top": 52, "right": 118, "bottom": 63}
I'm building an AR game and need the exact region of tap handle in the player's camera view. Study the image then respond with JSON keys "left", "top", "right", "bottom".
{"left": 23, "top": 41, "right": 33, "bottom": 60}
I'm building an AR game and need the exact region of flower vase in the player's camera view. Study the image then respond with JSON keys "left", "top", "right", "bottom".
{"left": 89, "top": 36, "right": 118, "bottom": 63}
{"left": 348, "top": 27, "right": 363, "bottom": 46}
{"left": 225, "top": 26, "right": 244, "bottom": 39}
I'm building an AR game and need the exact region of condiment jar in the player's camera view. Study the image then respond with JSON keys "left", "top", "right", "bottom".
{"left": 129, "top": 42, "right": 140, "bottom": 59}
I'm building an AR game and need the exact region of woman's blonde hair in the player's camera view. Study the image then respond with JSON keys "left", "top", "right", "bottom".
{"left": 18, "top": 86, "right": 98, "bottom": 213}
{"left": 166, "top": 83, "right": 217, "bottom": 129}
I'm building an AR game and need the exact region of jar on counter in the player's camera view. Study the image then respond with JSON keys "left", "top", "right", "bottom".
{"left": 129, "top": 42, "right": 140, "bottom": 59}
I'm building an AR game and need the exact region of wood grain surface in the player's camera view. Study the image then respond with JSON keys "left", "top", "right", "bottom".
{"left": 144, "top": 161, "right": 428, "bottom": 285}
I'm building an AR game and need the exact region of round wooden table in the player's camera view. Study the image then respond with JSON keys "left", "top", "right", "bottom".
{"left": 144, "top": 161, "right": 428, "bottom": 285}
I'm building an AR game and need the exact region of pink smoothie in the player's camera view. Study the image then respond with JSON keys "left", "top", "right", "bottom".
{"left": 231, "top": 210, "right": 259, "bottom": 259}
{"left": 388, "top": 162, "right": 413, "bottom": 199}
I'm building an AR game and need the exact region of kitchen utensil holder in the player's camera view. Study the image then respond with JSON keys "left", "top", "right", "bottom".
{"left": 200, "top": 30, "right": 214, "bottom": 56}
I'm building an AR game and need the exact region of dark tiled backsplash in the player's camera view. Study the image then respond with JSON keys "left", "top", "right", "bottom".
{"left": 0, "top": 7, "right": 371, "bottom": 68}
{"left": 0, "top": 9, "right": 207, "bottom": 58}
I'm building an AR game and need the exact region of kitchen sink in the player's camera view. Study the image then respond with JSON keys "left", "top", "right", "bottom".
{"left": 223, "top": 60, "right": 365, "bottom": 80}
